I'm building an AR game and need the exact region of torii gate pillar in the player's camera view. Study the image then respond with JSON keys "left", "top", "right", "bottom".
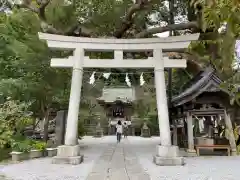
{"left": 153, "top": 49, "right": 184, "bottom": 165}
{"left": 39, "top": 33, "right": 199, "bottom": 166}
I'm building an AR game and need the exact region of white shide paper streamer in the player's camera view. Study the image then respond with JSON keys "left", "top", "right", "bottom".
{"left": 125, "top": 73, "right": 131, "bottom": 87}
{"left": 89, "top": 71, "right": 96, "bottom": 84}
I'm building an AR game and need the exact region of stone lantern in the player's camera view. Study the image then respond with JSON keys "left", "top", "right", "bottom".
{"left": 94, "top": 114, "right": 103, "bottom": 138}
{"left": 141, "top": 119, "right": 151, "bottom": 138}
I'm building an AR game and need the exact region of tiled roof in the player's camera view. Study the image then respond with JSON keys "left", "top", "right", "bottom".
{"left": 172, "top": 66, "right": 224, "bottom": 107}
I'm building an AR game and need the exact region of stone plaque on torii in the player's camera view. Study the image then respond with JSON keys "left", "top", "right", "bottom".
{"left": 38, "top": 32, "right": 199, "bottom": 165}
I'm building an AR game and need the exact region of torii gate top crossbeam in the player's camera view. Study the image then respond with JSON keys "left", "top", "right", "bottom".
{"left": 38, "top": 33, "right": 199, "bottom": 51}
{"left": 38, "top": 33, "right": 199, "bottom": 69}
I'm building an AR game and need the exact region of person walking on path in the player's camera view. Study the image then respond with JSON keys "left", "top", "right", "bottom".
{"left": 123, "top": 122, "right": 128, "bottom": 138}
{"left": 116, "top": 120, "right": 123, "bottom": 143}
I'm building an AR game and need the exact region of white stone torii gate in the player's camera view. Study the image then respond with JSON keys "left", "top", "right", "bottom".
{"left": 38, "top": 32, "right": 199, "bottom": 166}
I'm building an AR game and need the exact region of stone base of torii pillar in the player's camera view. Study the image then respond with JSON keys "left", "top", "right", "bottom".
{"left": 153, "top": 145, "right": 185, "bottom": 166}
{"left": 52, "top": 145, "right": 84, "bottom": 165}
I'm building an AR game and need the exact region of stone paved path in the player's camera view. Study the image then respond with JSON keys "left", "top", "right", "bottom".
{"left": 86, "top": 140, "right": 150, "bottom": 180}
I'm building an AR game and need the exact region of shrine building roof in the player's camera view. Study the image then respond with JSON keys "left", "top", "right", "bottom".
{"left": 97, "top": 87, "right": 136, "bottom": 103}
{"left": 172, "top": 66, "right": 226, "bottom": 107}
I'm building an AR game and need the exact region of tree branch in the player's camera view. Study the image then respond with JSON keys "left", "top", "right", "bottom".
{"left": 64, "top": 24, "right": 94, "bottom": 37}
{"left": 17, "top": 0, "right": 93, "bottom": 37}
{"left": 18, "top": 0, "right": 39, "bottom": 13}
{"left": 40, "top": 21, "right": 63, "bottom": 34}
{"left": 164, "top": 52, "right": 203, "bottom": 74}
{"left": 17, "top": 0, "right": 59, "bottom": 34}
{"left": 39, "top": 0, "right": 50, "bottom": 21}
{"left": 135, "top": 21, "right": 199, "bottom": 38}
{"left": 113, "top": 0, "right": 153, "bottom": 38}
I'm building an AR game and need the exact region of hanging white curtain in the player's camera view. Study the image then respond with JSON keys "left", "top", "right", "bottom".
{"left": 199, "top": 117, "right": 205, "bottom": 133}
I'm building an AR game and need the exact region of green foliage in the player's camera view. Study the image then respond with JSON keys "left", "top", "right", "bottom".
{"left": 11, "top": 139, "right": 32, "bottom": 152}
{"left": 78, "top": 121, "right": 86, "bottom": 138}
{"left": 46, "top": 0, "right": 77, "bottom": 32}
{"left": 31, "top": 141, "right": 46, "bottom": 151}
{"left": 147, "top": 115, "right": 159, "bottom": 135}
{"left": 171, "top": 69, "right": 192, "bottom": 96}
{"left": 0, "top": 148, "right": 11, "bottom": 162}
{"left": 0, "top": 100, "right": 32, "bottom": 149}
{"left": 79, "top": 79, "right": 107, "bottom": 125}
{"left": 1, "top": 0, "right": 239, "bottom": 140}
{"left": 134, "top": 99, "right": 151, "bottom": 118}
{"left": 192, "top": 0, "right": 240, "bottom": 34}
{"left": 233, "top": 124, "right": 240, "bottom": 154}
{"left": 0, "top": 100, "right": 31, "bottom": 131}
{"left": 0, "top": 123, "right": 13, "bottom": 149}
{"left": 0, "top": 9, "right": 71, "bottom": 118}
{"left": 133, "top": 85, "right": 156, "bottom": 118}
{"left": 73, "top": 0, "right": 156, "bottom": 36}
{"left": 192, "top": 0, "right": 240, "bottom": 68}
{"left": 190, "top": 0, "right": 240, "bottom": 105}
{"left": 0, "top": 0, "right": 199, "bottom": 125}
{"left": 10, "top": 138, "right": 46, "bottom": 152}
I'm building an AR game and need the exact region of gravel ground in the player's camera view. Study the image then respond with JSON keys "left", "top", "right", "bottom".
{"left": 1, "top": 136, "right": 240, "bottom": 180}
{"left": 129, "top": 136, "right": 240, "bottom": 180}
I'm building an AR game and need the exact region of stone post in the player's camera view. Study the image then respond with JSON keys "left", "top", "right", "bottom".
{"left": 173, "top": 122, "right": 178, "bottom": 146}
{"left": 55, "top": 110, "right": 67, "bottom": 146}
{"left": 52, "top": 49, "right": 84, "bottom": 165}
{"left": 186, "top": 112, "right": 196, "bottom": 155}
{"left": 153, "top": 49, "right": 184, "bottom": 166}
{"left": 224, "top": 110, "right": 237, "bottom": 156}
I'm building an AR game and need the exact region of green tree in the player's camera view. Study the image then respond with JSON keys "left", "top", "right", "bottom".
{"left": 0, "top": 100, "right": 31, "bottom": 149}
{"left": 190, "top": 0, "right": 240, "bottom": 101}
{"left": 0, "top": 10, "right": 71, "bottom": 141}
{"left": 0, "top": 0, "right": 240, "bottom": 144}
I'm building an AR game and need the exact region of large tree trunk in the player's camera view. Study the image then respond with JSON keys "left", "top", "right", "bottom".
{"left": 224, "top": 110, "right": 237, "bottom": 155}
{"left": 43, "top": 108, "right": 51, "bottom": 142}
{"left": 33, "top": 118, "right": 41, "bottom": 131}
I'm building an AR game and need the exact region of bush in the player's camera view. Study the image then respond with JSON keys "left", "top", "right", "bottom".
{"left": 0, "top": 148, "right": 11, "bottom": 162}
{"left": 0, "top": 123, "right": 13, "bottom": 149}
{"left": 0, "top": 100, "right": 32, "bottom": 150}
{"left": 31, "top": 141, "right": 46, "bottom": 151}
{"left": 78, "top": 121, "right": 86, "bottom": 138}
{"left": 11, "top": 140, "right": 32, "bottom": 152}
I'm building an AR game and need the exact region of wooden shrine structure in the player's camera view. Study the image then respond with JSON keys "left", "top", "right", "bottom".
{"left": 171, "top": 67, "right": 239, "bottom": 155}
{"left": 95, "top": 87, "right": 135, "bottom": 135}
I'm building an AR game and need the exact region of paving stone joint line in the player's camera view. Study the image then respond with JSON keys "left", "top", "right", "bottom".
{"left": 123, "top": 143, "right": 132, "bottom": 180}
